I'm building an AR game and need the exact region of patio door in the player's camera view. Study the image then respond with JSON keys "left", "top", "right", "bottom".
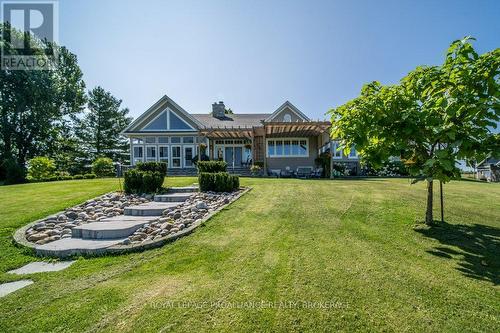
{"left": 224, "top": 146, "right": 243, "bottom": 168}
{"left": 184, "top": 145, "right": 194, "bottom": 168}
{"left": 171, "top": 146, "right": 181, "bottom": 168}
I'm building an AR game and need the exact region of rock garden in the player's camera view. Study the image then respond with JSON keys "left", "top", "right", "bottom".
{"left": 24, "top": 193, "right": 151, "bottom": 245}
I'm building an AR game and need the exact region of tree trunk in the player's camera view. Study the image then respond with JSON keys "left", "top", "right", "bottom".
{"left": 425, "top": 180, "right": 433, "bottom": 225}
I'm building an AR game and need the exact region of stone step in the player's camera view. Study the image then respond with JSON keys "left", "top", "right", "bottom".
{"left": 72, "top": 216, "right": 156, "bottom": 239}
{"left": 154, "top": 193, "right": 191, "bottom": 202}
{"left": 167, "top": 186, "right": 198, "bottom": 193}
{"left": 35, "top": 238, "right": 125, "bottom": 258}
{"left": 124, "top": 202, "right": 181, "bottom": 216}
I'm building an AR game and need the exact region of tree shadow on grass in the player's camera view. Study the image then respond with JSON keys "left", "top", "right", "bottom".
{"left": 415, "top": 221, "right": 500, "bottom": 285}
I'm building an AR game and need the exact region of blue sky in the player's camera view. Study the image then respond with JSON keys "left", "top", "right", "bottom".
{"left": 59, "top": 0, "right": 500, "bottom": 120}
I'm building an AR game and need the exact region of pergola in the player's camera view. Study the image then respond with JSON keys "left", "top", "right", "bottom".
{"left": 199, "top": 121, "right": 331, "bottom": 139}
{"left": 263, "top": 121, "right": 331, "bottom": 137}
{"left": 199, "top": 127, "right": 254, "bottom": 139}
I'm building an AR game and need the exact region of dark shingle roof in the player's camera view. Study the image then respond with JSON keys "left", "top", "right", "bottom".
{"left": 192, "top": 113, "right": 270, "bottom": 129}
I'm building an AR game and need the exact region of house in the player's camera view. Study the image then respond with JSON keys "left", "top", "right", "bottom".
{"left": 121, "top": 95, "right": 360, "bottom": 176}
{"left": 476, "top": 156, "right": 500, "bottom": 182}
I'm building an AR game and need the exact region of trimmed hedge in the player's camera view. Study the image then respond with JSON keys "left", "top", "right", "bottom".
{"left": 136, "top": 161, "right": 167, "bottom": 176}
{"left": 124, "top": 169, "right": 164, "bottom": 194}
{"left": 196, "top": 161, "right": 227, "bottom": 173}
{"left": 198, "top": 172, "right": 239, "bottom": 192}
{"left": 83, "top": 173, "right": 97, "bottom": 179}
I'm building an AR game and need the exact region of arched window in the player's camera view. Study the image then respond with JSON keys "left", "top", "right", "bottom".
{"left": 283, "top": 113, "right": 292, "bottom": 122}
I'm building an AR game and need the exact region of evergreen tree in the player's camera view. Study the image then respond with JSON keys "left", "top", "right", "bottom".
{"left": 75, "top": 87, "right": 132, "bottom": 163}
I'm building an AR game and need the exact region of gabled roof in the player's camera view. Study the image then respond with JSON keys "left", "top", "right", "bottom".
{"left": 122, "top": 95, "right": 204, "bottom": 133}
{"left": 192, "top": 113, "right": 270, "bottom": 128}
{"left": 477, "top": 156, "right": 500, "bottom": 168}
{"left": 264, "top": 101, "right": 310, "bottom": 122}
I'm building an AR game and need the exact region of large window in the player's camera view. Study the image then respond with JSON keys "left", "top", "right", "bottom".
{"left": 133, "top": 146, "right": 143, "bottom": 164}
{"left": 159, "top": 146, "right": 169, "bottom": 163}
{"left": 171, "top": 146, "right": 181, "bottom": 168}
{"left": 146, "top": 146, "right": 156, "bottom": 161}
{"left": 349, "top": 145, "right": 358, "bottom": 158}
{"left": 332, "top": 141, "right": 342, "bottom": 159}
{"left": 267, "top": 138, "right": 308, "bottom": 157}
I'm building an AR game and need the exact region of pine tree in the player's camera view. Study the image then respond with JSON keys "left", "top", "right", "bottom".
{"left": 75, "top": 87, "right": 132, "bottom": 163}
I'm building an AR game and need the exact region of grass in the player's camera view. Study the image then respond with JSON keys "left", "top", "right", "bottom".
{"left": 0, "top": 177, "right": 498, "bottom": 332}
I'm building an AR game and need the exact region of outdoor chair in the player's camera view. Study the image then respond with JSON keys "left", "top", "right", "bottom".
{"left": 269, "top": 169, "right": 281, "bottom": 178}
{"left": 281, "top": 167, "right": 293, "bottom": 178}
{"left": 296, "top": 167, "right": 313, "bottom": 179}
{"left": 311, "top": 167, "right": 323, "bottom": 178}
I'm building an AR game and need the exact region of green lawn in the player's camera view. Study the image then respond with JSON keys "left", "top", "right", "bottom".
{"left": 0, "top": 178, "right": 499, "bottom": 332}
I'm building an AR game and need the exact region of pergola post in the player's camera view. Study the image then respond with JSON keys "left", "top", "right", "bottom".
{"left": 263, "top": 124, "right": 268, "bottom": 176}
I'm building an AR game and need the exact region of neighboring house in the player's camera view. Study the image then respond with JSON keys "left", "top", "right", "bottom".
{"left": 476, "top": 157, "right": 500, "bottom": 182}
{"left": 121, "top": 95, "right": 360, "bottom": 176}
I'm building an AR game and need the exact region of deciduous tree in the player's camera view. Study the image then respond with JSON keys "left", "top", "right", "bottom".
{"left": 329, "top": 37, "right": 499, "bottom": 224}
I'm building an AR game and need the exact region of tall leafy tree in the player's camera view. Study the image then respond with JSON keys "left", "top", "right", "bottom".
{"left": 0, "top": 23, "right": 86, "bottom": 180}
{"left": 329, "top": 37, "right": 499, "bottom": 224}
{"left": 75, "top": 86, "right": 132, "bottom": 163}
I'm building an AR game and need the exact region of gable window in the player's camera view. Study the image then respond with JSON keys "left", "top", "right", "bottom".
{"left": 283, "top": 113, "right": 292, "bottom": 122}
{"left": 267, "top": 138, "right": 308, "bottom": 157}
{"left": 144, "top": 111, "right": 168, "bottom": 131}
{"left": 169, "top": 112, "right": 192, "bottom": 130}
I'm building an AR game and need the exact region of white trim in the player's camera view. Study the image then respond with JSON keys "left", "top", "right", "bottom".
{"left": 265, "top": 101, "right": 310, "bottom": 122}
{"left": 266, "top": 137, "right": 309, "bottom": 158}
{"left": 122, "top": 94, "right": 203, "bottom": 134}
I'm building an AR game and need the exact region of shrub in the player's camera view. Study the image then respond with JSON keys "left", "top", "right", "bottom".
{"left": 250, "top": 164, "right": 262, "bottom": 176}
{"left": 142, "top": 171, "right": 164, "bottom": 193}
{"left": 27, "top": 156, "right": 56, "bottom": 180}
{"left": 253, "top": 161, "right": 264, "bottom": 168}
{"left": 124, "top": 169, "right": 143, "bottom": 194}
{"left": 92, "top": 157, "right": 115, "bottom": 177}
{"left": 124, "top": 169, "right": 164, "bottom": 194}
{"left": 83, "top": 173, "right": 97, "bottom": 179}
{"left": 198, "top": 172, "right": 239, "bottom": 192}
{"left": 197, "top": 161, "right": 227, "bottom": 173}
{"left": 2, "top": 157, "right": 26, "bottom": 184}
{"left": 136, "top": 161, "right": 167, "bottom": 176}
{"left": 73, "top": 174, "right": 84, "bottom": 179}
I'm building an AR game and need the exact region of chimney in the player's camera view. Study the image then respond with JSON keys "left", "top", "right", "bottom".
{"left": 212, "top": 101, "right": 225, "bottom": 118}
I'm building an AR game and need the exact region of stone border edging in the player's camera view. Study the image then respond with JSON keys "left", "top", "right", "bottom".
{"left": 13, "top": 188, "right": 252, "bottom": 258}
{"left": 12, "top": 191, "right": 119, "bottom": 251}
